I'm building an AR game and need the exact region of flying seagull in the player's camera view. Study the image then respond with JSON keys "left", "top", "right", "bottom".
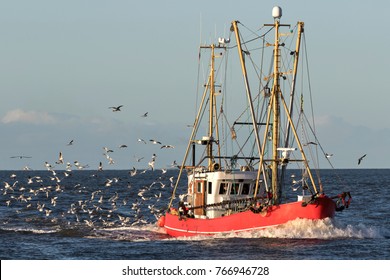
{"left": 148, "top": 160, "right": 155, "bottom": 171}
{"left": 141, "top": 112, "right": 148, "bottom": 117}
{"left": 149, "top": 139, "right": 162, "bottom": 145}
{"left": 109, "top": 105, "right": 123, "bottom": 112}
{"left": 67, "top": 140, "right": 74, "bottom": 146}
{"left": 10, "top": 156, "right": 32, "bottom": 159}
{"left": 134, "top": 155, "right": 144, "bottom": 162}
{"left": 358, "top": 154, "right": 367, "bottom": 165}
{"left": 56, "top": 152, "right": 64, "bottom": 164}
{"left": 161, "top": 145, "right": 175, "bottom": 149}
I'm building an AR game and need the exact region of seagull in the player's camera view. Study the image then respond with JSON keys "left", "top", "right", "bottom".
{"left": 98, "top": 161, "right": 103, "bottom": 171}
{"left": 103, "top": 147, "right": 114, "bottom": 153}
{"left": 44, "top": 162, "right": 53, "bottom": 170}
{"left": 304, "top": 141, "right": 317, "bottom": 146}
{"left": 105, "top": 179, "right": 113, "bottom": 187}
{"left": 148, "top": 160, "right": 155, "bottom": 171}
{"left": 74, "top": 161, "right": 88, "bottom": 169}
{"left": 358, "top": 154, "right": 367, "bottom": 165}
{"left": 134, "top": 156, "right": 144, "bottom": 162}
{"left": 107, "top": 156, "right": 115, "bottom": 165}
{"left": 4, "top": 181, "right": 17, "bottom": 191}
{"left": 150, "top": 139, "right": 162, "bottom": 145}
{"left": 45, "top": 209, "right": 52, "bottom": 217}
{"left": 56, "top": 152, "right": 64, "bottom": 164}
{"left": 161, "top": 144, "right": 174, "bottom": 149}
{"left": 51, "top": 197, "right": 58, "bottom": 206}
{"left": 119, "top": 144, "right": 128, "bottom": 148}
{"left": 137, "top": 138, "right": 147, "bottom": 144}
{"left": 67, "top": 140, "right": 74, "bottom": 146}
{"left": 27, "top": 177, "right": 34, "bottom": 184}
{"left": 325, "top": 153, "right": 333, "bottom": 158}
{"left": 109, "top": 105, "right": 123, "bottom": 112}
{"left": 10, "top": 155, "right": 32, "bottom": 159}
{"left": 66, "top": 162, "right": 72, "bottom": 171}
{"left": 129, "top": 167, "right": 137, "bottom": 177}
{"left": 141, "top": 112, "right": 148, "bottom": 117}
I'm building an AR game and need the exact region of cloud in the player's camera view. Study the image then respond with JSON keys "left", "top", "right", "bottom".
{"left": 1, "top": 109, "right": 57, "bottom": 125}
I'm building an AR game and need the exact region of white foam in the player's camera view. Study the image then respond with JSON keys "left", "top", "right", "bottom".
{"left": 76, "top": 218, "right": 386, "bottom": 242}
{"left": 85, "top": 223, "right": 168, "bottom": 241}
{"left": 0, "top": 225, "right": 60, "bottom": 234}
{"left": 168, "top": 218, "right": 384, "bottom": 241}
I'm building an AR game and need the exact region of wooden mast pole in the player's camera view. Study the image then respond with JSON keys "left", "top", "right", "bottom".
{"left": 271, "top": 19, "right": 281, "bottom": 204}
{"left": 208, "top": 44, "right": 215, "bottom": 170}
{"left": 264, "top": 8, "right": 290, "bottom": 204}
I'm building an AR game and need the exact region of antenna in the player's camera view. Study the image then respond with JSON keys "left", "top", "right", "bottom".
{"left": 199, "top": 12, "right": 202, "bottom": 45}
{"left": 272, "top": 6, "right": 282, "bottom": 20}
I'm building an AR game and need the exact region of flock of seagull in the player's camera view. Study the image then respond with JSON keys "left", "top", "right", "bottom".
{"left": 1, "top": 162, "right": 177, "bottom": 230}
{"left": 1, "top": 106, "right": 181, "bottom": 231}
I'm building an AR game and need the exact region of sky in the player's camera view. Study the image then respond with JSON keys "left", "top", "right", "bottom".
{"left": 0, "top": 0, "right": 389, "bottom": 170}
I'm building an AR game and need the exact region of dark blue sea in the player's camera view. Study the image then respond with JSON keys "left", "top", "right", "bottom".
{"left": 0, "top": 168, "right": 389, "bottom": 261}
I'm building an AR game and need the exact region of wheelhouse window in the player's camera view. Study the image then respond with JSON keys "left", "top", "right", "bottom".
{"left": 208, "top": 182, "right": 212, "bottom": 194}
{"left": 219, "top": 182, "right": 228, "bottom": 194}
{"left": 230, "top": 183, "right": 240, "bottom": 195}
{"left": 241, "top": 183, "right": 251, "bottom": 195}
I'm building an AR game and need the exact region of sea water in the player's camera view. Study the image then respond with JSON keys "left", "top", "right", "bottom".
{"left": 0, "top": 169, "right": 389, "bottom": 260}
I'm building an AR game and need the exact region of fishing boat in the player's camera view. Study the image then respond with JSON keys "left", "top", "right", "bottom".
{"left": 158, "top": 6, "right": 351, "bottom": 237}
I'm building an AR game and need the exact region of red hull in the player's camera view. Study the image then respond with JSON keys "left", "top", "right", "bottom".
{"left": 161, "top": 196, "right": 336, "bottom": 237}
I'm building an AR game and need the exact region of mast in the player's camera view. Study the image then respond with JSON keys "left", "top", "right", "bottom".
{"left": 200, "top": 44, "right": 225, "bottom": 171}
{"left": 208, "top": 44, "right": 215, "bottom": 170}
{"left": 265, "top": 7, "right": 290, "bottom": 204}
{"left": 265, "top": 11, "right": 318, "bottom": 200}
{"left": 272, "top": 17, "right": 281, "bottom": 203}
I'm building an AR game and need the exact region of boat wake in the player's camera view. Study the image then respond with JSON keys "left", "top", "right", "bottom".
{"left": 81, "top": 218, "right": 384, "bottom": 242}
{"left": 169, "top": 218, "right": 384, "bottom": 241}
{"left": 243, "top": 218, "right": 383, "bottom": 239}
{"left": 85, "top": 224, "right": 169, "bottom": 241}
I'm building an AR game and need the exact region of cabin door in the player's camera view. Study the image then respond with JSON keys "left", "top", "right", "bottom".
{"left": 194, "top": 180, "right": 205, "bottom": 216}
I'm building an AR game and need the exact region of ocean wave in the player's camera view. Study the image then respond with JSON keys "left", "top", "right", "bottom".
{"left": 0, "top": 225, "right": 61, "bottom": 235}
